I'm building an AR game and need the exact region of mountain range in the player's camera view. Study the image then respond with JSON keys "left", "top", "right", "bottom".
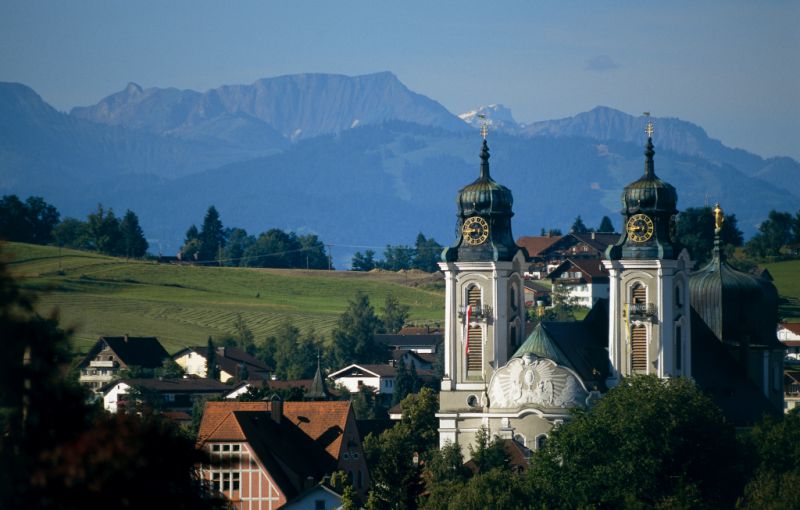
{"left": 1, "top": 72, "right": 798, "bottom": 267}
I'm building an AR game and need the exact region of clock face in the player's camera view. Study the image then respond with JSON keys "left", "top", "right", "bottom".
{"left": 626, "top": 214, "right": 655, "bottom": 243}
{"left": 462, "top": 216, "right": 490, "bottom": 245}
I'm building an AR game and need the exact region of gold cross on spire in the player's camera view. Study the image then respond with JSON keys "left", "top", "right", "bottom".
{"left": 478, "top": 114, "right": 489, "bottom": 140}
{"left": 644, "top": 112, "right": 654, "bottom": 138}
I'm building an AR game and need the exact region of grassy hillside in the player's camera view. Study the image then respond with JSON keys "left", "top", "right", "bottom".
{"left": 3, "top": 243, "right": 445, "bottom": 355}
{"left": 763, "top": 258, "right": 800, "bottom": 322}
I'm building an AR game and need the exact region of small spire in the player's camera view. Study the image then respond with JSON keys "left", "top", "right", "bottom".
{"left": 479, "top": 138, "right": 491, "bottom": 180}
{"left": 643, "top": 112, "right": 655, "bottom": 178}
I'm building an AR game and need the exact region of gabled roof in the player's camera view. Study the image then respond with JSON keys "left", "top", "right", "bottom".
{"left": 569, "top": 232, "right": 619, "bottom": 252}
{"left": 103, "top": 377, "right": 230, "bottom": 395}
{"left": 198, "top": 401, "right": 355, "bottom": 498}
{"left": 516, "top": 235, "right": 563, "bottom": 257}
{"left": 198, "top": 401, "right": 352, "bottom": 461}
{"left": 547, "top": 258, "right": 609, "bottom": 282}
{"left": 81, "top": 336, "right": 169, "bottom": 369}
{"left": 328, "top": 363, "right": 398, "bottom": 379}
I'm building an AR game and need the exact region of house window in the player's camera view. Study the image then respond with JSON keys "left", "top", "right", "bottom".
{"left": 232, "top": 472, "right": 240, "bottom": 491}
{"left": 535, "top": 434, "right": 547, "bottom": 450}
{"left": 212, "top": 472, "right": 221, "bottom": 492}
{"left": 232, "top": 444, "right": 240, "bottom": 452}
{"left": 222, "top": 444, "right": 230, "bottom": 452}
{"left": 212, "top": 444, "right": 221, "bottom": 452}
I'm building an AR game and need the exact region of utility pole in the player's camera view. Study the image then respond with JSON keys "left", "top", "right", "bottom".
{"left": 327, "top": 244, "right": 333, "bottom": 271}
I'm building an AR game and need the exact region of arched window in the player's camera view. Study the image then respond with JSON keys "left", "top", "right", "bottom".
{"left": 675, "top": 325, "right": 682, "bottom": 372}
{"left": 675, "top": 284, "right": 683, "bottom": 308}
{"left": 535, "top": 434, "right": 547, "bottom": 450}
{"left": 631, "top": 282, "right": 646, "bottom": 305}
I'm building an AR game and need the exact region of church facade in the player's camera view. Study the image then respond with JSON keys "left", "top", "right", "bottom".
{"left": 437, "top": 125, "right": 784, "bottom": 459}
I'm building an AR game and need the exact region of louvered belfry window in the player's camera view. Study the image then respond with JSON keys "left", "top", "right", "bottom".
{"left": 466, "top": 286, "right": 483, "bottom": 375}
{"left": 630, "top": 283, "right": 648, "bottom": 373}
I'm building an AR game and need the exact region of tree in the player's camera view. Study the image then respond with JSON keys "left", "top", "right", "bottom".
{"left": 792, "top": 210, "right": 800, "bottom": 244}
{"left": 331, "top": 292, "right": 385, "bottom": 366}
{"left": 205, "top": 337, "right": 220, "bottom": 380}
{"left": 233, "top": 313, "right": 255, "bottom": 354}
{"left": 119, "top": 210, "right": 148, "bottom": 258}
{"left": 570, "top": 215, "right": 588, "bottom": 233}
{"left": 180, "top": 225, "right": 201, "bottom": 261}
{"left": 352, "top": 250, "right": 376, "bottom": 271}
{"left": 266, "top": 321, "right": 317, "bottom": 380}
{"left": 363, "top": 388, "right": 438, "bottom": 509}
{"left": 379, "top": 245, "right": 414, "bottom": 271}
{"left": 221, "top": 227, "right": 254, "bottom": 266}
{"left": 468, "top": 426, "right": 509, "bottom": 473}
{"left": 738, "top": 410, "right": 800, "bottom": 510}
{"left": 86, "top": 204, "right": 122, "bottom": 255}
{"left": 0, "top": 195, "right": 59, "bottom": 244}
{"left": 53, "top": 218, "right": 90, "bottom": 250}
{"left": 380, "top": 293, "right": 409, "bottom": 333}
{"left": 298, "top": 234, "right": 329, "bottom": 269}
{"left": 746, "top": 210, "right": 794, "bottom": 257}
{"left": 413, "top": 233, "right": 443, "bottom": 272}
{"left": 392, "top": 361, "right": 413, "bottom": 406}
{"left": 597, "top": 215, "right": 615, "bottom": 233}
{"left": 242, "top": 228, "right": 299, "bottom": 268}
{"left": 526, "top": 375, "right": 744, "bottom": 509}
{"left": 198, "top": 206, "right": 225, "bottom": 263}
{"left": 23, "top": 196, "right": 60, "bottom": 244}
{"left": 676, "top": 206, "right": 743, "bottom": 265}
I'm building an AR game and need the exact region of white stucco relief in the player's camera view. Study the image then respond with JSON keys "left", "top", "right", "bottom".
{"left": 487, "top": 354, "right": 590, "bottom": 409}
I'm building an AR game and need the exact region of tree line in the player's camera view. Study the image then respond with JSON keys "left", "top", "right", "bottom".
{"left": 179, "top": 206, "right": 330, "bottom": 269}
{"left": 0, "top": 195, "right": 149, "bottom": 258}
{"left": 352, "top": 233, "right": 443, "bottom": 272}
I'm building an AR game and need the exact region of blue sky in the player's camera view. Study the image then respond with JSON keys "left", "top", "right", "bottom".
{"left": 2, "top": 1, "right": 798, "bottom": 159}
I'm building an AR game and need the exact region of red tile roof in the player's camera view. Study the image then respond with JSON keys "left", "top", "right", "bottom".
{"left": 198, "top": 400, "right": 352, "bottom": 461}
{"left": 517, "top": 236, "right": 562, "bottom": 257}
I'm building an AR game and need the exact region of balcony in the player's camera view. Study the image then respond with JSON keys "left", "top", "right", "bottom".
{"left": 89, "top": 360, "right": 116, "bottom": 368}
{"left": 457, "top": 305, "right": 493, "bottom": 321}
{"left": 626, "top": 303, "right": 658, "bottom": 321}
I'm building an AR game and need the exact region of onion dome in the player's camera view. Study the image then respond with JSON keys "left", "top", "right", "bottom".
{"left": 622, "top": 137, "right": 678, "bottom": 216}
{"left": 689, "top": 205, "right": 780, "bottom": 347}
{"left": 456, "top": 140, "right": 514, "bottom": 217}
{"left": 606, "top": 119, "right": 682, "bottom": 260}
{"left": 442, "top": 135, "right": 525, "bottom": 263}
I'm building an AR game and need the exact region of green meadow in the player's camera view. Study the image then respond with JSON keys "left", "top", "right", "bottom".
{"left": 4, "top": 243, "right": 445, "bottom": 355}
{"left": 764, "top": 258, "right": 800, "bottom": 322}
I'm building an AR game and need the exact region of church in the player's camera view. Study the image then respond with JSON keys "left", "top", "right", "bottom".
{"left": 436, "top": 122, "right": 785, "bottom": 458}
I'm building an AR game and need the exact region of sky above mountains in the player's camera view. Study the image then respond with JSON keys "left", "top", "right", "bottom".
{"left": 1, "top": 1, "right": 798, "bottom": 160}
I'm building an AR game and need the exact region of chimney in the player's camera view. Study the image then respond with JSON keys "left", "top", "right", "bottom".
{"left": 124, "top": 334, "right": 129, "bottom": 342}
{"left": 591, "top": 232, "right": 596, "bottom": 240}
{"left": 270, "top": 394, "right": 283, "bottom": 424}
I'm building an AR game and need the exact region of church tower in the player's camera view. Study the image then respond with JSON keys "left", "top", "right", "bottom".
{"left": 437, "top": 130, "right": 528, "bottom": 446}
{"left": 603, "top": 119, "right": 692, "bottom": 385}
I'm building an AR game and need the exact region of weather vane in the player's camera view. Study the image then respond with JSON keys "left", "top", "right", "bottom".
{"left": 477, "top": 114, "right": 489, "bottom": 140}
{"left": 644, "top": 112, "right": 654, "bottom": 138}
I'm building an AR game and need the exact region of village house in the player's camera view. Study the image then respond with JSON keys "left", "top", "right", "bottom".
{"left": 546, "top": 257, "right": 610, "bottom": 308}
{"left": 173, "top": 345, "right": 271, "bottom": 382}
{"left": 196, "top": 400, "right": 369, "bottom": 509}
{"left": 101, "top": 377, "right": 230, "bottom": 414}
{"left": 78, "top": 335, "right": 170, "bottom": 391}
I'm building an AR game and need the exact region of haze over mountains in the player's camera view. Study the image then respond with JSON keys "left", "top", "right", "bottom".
{"left": 1, "top": 72, "right": 798, "bottom": 266}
